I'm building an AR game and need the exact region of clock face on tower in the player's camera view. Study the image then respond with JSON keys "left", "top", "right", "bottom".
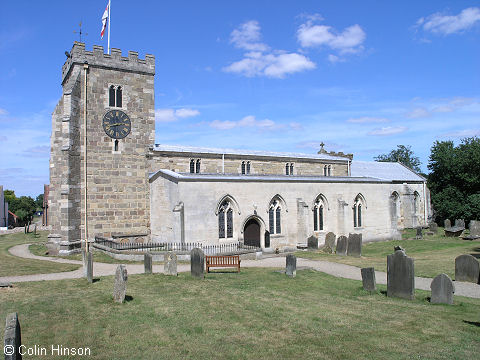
{"left": 102, "top": 110, "right": 131, "bottom": 139}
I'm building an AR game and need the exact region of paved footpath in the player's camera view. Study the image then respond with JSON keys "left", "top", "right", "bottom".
{"left": 1, "top": 244, "right": 479, "bottom": 299}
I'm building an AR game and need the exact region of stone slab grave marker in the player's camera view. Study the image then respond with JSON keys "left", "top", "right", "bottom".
{"left": 336, "top": 235, "right": 348, "bottom": 256}
{"left": 286, "top": 254, "right": 296, "bottom": 277}
{"left": 144, "top": 253, "right": 152, "bottom": 274}
{"left": 323, "top": 232, "right": 336, "bottom": 254}
{"left": 307, "top": 236, "right": 318, "bottom": 250}
{"left": 190, "top": 248, "right": 205, "bottom": 279}
{"left": 165, "top": 252, "right": 178, "bottom": 276}
{"left": 430, "top": 273, "right": 455, "bottom": 305}
{"left": 463, "top": 220, "right": 480, "bottom": 240}
{"left": 361, "top": 267, "right": 376, "bottom": 292}
{"left": 444, "top": 219, "right": 451, "bottom": 229}
{"left": 455, "top": 219, "right": 465, "bottom": 229}
{"left": 415, "top": 227, "right": 423, "bottom": 239}
{"left": 86, "top": 251, "right": 93, "bottom": 283}
{"left": 455, "top": 254, "right": 480, "bottom": 283}
{"left": 4, "top": 312, "right": 21, "bottom": 360}
{"left": 347, "top": 233, "right": 362, "bottom": 257}
{"left": 387, "top": 250, "right": 415, "bottom": 300}
{"left": 113, "top": 265, "right": 128, "bottom": 303}
{"left": 429, "top": 222, "right": 438, "bottom": 233}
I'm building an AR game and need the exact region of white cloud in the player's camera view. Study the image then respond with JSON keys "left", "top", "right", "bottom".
{"left": 432, "top": 105, "right": 453, "bottom": 113}
{"left": 0, "top": 108, "right": 7, "bottom": 116}
{"left": 209, "top": 115, "right": 300, "bottom": 131}
{"left": 224, "top": 21, "right": 316, "bottom": 78}
{"left": 297, "top": 19, "right": 366, "bottom": 55}
{"left": 417, "top": 7, "right": 480, "bottom": 35}
{"left": 406, "top": 107, "right": 430, "bottom": 118}
{"left": 347, "top": 117, "right": 390, "bottom": 124}
{"left": 368, "top": 126, "right": 408, "bottom": 136}
{"left": 441, "top": 129, "right": 480, "bottom": 138}
{"left": 155, "top": 108, "right": 200, "bottom": 123}
{"left": 22, "top": 145, "right": 50, "bottom": 158}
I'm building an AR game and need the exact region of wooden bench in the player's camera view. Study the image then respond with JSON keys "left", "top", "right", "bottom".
{"left": 205, "top": 255, "right": 241, "bottom": 273}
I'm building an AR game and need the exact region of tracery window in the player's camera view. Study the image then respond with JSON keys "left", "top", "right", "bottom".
{"left": 269, "top": 200, "right": 282, "bottom": 234}
{"left": 108, "top": 85, "right": 123, "bottom": 108}
{"left": 353, "top": 195, "right": 364, "bottom": 228}
{"left": 218, "top": 200, "right": 234, "bottom": 239}
{"left": 313, "top": 198, "right": 325, "bottom": 231}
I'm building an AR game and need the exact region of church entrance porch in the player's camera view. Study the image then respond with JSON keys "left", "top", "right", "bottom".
{"left": 243, "top": 216, "right": 267, "bottom": 248}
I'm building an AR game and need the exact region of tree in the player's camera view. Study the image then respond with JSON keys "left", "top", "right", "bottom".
{"left": 428, "top": 137, "right": 480, "bottom": 224}
{"left": 3, "top": 189, "right": 37, "bottom": 224}
{"left": 374, "top": 145, "right": 422, "bottom": 172}
{"left": 35, "top": 194, "right": 44, "bottom": 210}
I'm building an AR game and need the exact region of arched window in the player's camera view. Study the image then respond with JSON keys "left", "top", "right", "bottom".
{"left": 218, "top": 200, "right": 234, "bottom": 239}
{"left": 290, "top": 163, "right": 294, "bottom": 176}
{"left": 190, "top": 159, "right": 195, "bottom": 173}
{"left": 268, "top": 200, "right": 282, "bottom": 234}
{"left": 241, "top": 161, "right": 246, "bottom": 175}
{"left": 109, "top": 85, "right": 116, "bottom": 107}
{"left": 196, "top": 159, "right": 201, "bottom": 173}
{"left": 328, "top": 165, "right": 331, "bottom": 176}
{"left": 353, "top": 195, "right": 365, "bottom": 228}
{"left": 246, "top": 161, "right": 251, "bottom": 174}
{"left": 413, "top": 191, "right": 420, "bottom": 214}
{"left": 285, "top": 163, "right": 289, "bottom": 175}
{"left": 324, "top": 165, "right": 328, "bottom": 176}
{"left": 116, "top": 86, "right": 122, "bottom": 108}
{"left": 313, "top": 200, "right": 324, "bottom": 231}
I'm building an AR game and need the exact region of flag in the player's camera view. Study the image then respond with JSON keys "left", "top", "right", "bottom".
{"left": 100, "top": 2, "right": 109, "bottom": 39}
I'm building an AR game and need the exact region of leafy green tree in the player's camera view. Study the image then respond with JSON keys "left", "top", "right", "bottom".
{"left": 3, "top": 190, "right": 37, "bottom": 223}
{"left": 35, "top": 194, "right": 44, "bottom": 210}
{"left": 374, "top": 145, "right": 422, "bottom": 172}
{"left": 428, "top": 137, "right": 480, "bottom": 224}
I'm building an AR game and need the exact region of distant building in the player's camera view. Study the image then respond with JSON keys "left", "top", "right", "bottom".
{"left": 8, "top": 211, "right": 17, "bottom": 228}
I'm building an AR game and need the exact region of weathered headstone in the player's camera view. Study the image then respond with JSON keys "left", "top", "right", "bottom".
{"left": 307, "top": 236, "right": 318, "bottom": 250}
{"left": 323, "top": 232, "right": 336, "bottom": 254}
{"left": 454, "top": 219, "right": 465, "bottom": 229}
{"left": 190, "top": 248, "right": 205, "bottom": 279}
{"left": 387, "top": 250, "right": 415, "bottom": 300}
{"left": 336, "top": 235, "right": 348, "bottom": 256}
{"left": 361, "top": 267, "right": 376, "bottom": 292}
{"left": 113, "top": 265, "right": 128, "bottom": 303}
{"left": 415, "top": 227, "right": 423, "bottom": 239}
{"left": 455, "top": 254, "right": 480, "bottom": 283}
{"left": 444, "top": 219, "right": 451, "bottom": 229}
{"left": 464, "top": 220, "right": 480, "bottom": 240}
{"left": 164, "top": 252, "right": 178, "bottom": 276}
{"left": 429, "top": 222, "right": 438, "bottom": 233}
{"left": 347, "top": 233, "right": 362, "bottom": 257}
{"left": 430, "top": 273, "right": 455, "bottom": 305}
{"left": 86, "top": 251, "right": 93, "bottom": 283}
{"left": 286, "top": 254, "right": 296, "bottom": 277}
{"left": 4, "top": 312, "right": 21, "bottom": 360}
{"left": 144, "top": 253, "right": 152, "bottom": 274}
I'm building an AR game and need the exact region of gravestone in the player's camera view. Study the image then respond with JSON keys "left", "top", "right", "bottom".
{"left": 86, "top": 251, "right": 93, "bottom": 283}
{"left": 347, "top": 233, "right": 362, "bottom": 257}
{"left": 387, "top": 250, "right": 415, "bottom": 300}
{"left": 429, "top": 222, "right": 438, "bottom": 233}
{"left": 336, "top": 235, "right": 348, "bottom": 256}
{"left": 307, "top": 236, "right": 318, "bottom": 250}
{"left": 430, "top": 273, "right": 455, "bottom": 305}
{"left": 4, "top": 312, "right": 21, "bottom": 360}
{"left": 464, "top": 220, "right": 480, "bottom": 240}
{"left": 361, "top": 267, "right": 376, "bottom": 292}
{"left": 113, "top": 265, "right": 128, "bottom": 303}
{"left": 454, "top": 219, "right": 465, "bottom": 229}
{"left": 190, "top": 248, "right": 205, "bottom": 279}
{"left": 415, "top": 227, "right": 423, "bottom": 239}
{"left": 164, "top": 252, "right": 178, "bottom": 276}
{"left": 455, "top": 254, "right": 480, "bottom": 283}
{"left": 286, "top": 254, "right": 296, "bottom": 277}
{"left": 444, "top": 219, "right": 451, "bottom": 229}
{"left": 323, "top": 232, "right": 336, "bottom": 254}
{"left": 144, "top": 253, "right": 152, "bottom": 274}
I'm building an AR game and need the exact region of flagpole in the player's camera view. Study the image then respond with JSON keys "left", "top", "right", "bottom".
{"left": 107, "top": 0, "right": 111, "bottom": 54}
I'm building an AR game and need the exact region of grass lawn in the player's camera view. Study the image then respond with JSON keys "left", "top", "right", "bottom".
{"left": 0, "top": 232, "right": 79, "bottom": 277}
{"left": 296, "top": 228, "right": 480, "bottom": 278}
{"left": 0, "top": 269, "right": 479, "bottom": 359}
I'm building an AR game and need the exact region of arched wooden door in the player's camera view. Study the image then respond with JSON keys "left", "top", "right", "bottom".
{"left": 244, "top": 218, "right": 261, "bottom": 247}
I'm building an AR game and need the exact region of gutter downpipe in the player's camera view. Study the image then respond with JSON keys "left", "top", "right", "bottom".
{"left": 83, "top": 63, "right": 89, "bottom": 253}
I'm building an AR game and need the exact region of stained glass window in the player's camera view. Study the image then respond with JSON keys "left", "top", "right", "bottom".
{"left": 276, "top": 207, "right": 281, "bottom": 234}
{"left": 227, "top": 209, "right": 233, "bottom": 238}
{"left": 219, "top": 210, "right": 225, "bottom": 238}
{"left": 269, "top": 208, "right": 274, "bottom": 233}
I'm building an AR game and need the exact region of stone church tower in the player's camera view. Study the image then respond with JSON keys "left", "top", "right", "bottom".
{"left": 48, "top": 42, "right": 155, "bottom": 254}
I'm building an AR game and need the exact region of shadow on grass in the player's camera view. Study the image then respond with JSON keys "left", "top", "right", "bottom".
{"left": 91, "top": 278, "right": 101, "bottom": 283}
{"left": 125, "top": 295, "right": 134, "bottom": 302}
{"left": 463, "top": 320, "right": 480, "bottom": 327}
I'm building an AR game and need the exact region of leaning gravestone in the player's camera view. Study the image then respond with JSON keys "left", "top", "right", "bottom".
{"left": 164, "top": 252, "right": 178, "bottom": 276}
{"left": 429, "top": 222, "right": 438, "bottom": 233}
{"left": 455, "top": 254, "right": 480, "bottom": 283}
{"left": 430, "top": 273, "right": 455, "bottom": 305}
{"left": 4, "top": 312, "right": 21, "bottom": 360}
{"left": 86, "top": 251, "right": 93, "bottom": 283}
{"left": 347, "top": 233, "right": 362, "bottom": 257}
{"left": 113, "top": 265, "right": 128, "bottom": 303}
{"left": 307, "top": 236, "right": 318, "bottom": 250}
{"left": 190, "top": 248, "right": 205, "bottom": 279}
{"left": 444, "top": 219, "right": 451, "bottom": 229}
{"left": 361, "top": 267, "right": 376, "bottom": 292}
{"left": 387, "top": 250, "right": 415, "bottom": 300}
{"left": 464, "top": 220, "right": 480, "bottom": 240}
{"left": 286, "top": 254, "right": 296, "bottom": 277}
{"left": 415, "top": 227, "right": 423, "bottom": 239}
{"left": 323, "top": 232, "right": 336, "bottom": 254}
{"left": 455, "top": 219, "right": 465, "bottom": 229}
{"left": 144, "top": 253, "right": 152, "bottom": 274}
{"left": 336, "top": 235, "right": 348, "bottom": 256}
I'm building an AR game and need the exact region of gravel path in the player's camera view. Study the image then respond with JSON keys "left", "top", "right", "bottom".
{"left": 2, "top": 244, "right": 479, "bottom": 299}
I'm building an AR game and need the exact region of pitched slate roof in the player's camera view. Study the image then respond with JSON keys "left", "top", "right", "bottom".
{"left": 350, "top": 161, "right": 425, "bottom": 182}
{"left": 151, "top": 144, "right": 349, "bottom": 162}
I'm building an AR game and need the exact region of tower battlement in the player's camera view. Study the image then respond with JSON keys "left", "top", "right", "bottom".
{"left": 61, "top": 42, "right": 155, "bottom": 84}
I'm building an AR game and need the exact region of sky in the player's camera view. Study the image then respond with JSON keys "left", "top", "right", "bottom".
{"left": 1, "top": 1, "right": 479, "bottom": 197}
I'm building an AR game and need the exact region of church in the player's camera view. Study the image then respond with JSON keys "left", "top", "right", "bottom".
{"left": 47, "top": 43, "right": 431, "bottom": 254}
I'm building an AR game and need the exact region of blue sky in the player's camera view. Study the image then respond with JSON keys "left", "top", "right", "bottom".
{"left": 1, "top": 1, "right": 479, "bottom": 197}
